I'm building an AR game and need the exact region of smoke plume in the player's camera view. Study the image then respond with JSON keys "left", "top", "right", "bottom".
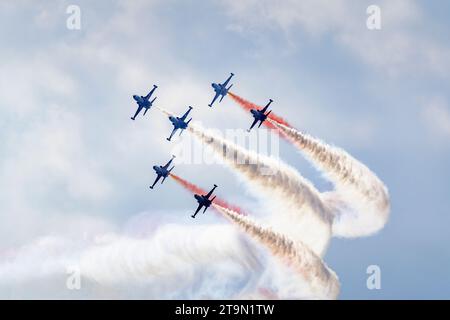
{"left": 268, "top": 118, "right": 390, "bottom": 237}
{"left": 213, "top": 204, "right": 339, "bottom": 299}
{"left": 187, "top": 122, "right": 332, "bottom": 256}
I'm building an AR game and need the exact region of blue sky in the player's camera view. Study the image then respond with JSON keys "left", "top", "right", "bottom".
{"left": 0, "top": 0, "right": 449, "bottom": 299}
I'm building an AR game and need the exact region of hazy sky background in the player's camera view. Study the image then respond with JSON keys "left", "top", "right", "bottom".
{"left": 0, "top": 0, "right": 449, "bottom": 299}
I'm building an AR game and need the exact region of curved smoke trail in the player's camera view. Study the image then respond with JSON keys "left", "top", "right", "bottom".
{"left": 79, "top": 224, "right": 263, "bottom": 298}
{"left": 154, "top": 102, "right": 389, "bottom": 298}
{"left": 268, "top": 118, "right": 390, "bottom": 238}
{"left": 187, "top": 122, "right": 332, "bottom": 256}
{"left": 169, "top": 174, "right": 338, "bottom": 298}
{"left": 213, "top": 204, "right": 339, "bottom": 299}
{"left": 0, "top": 223, "right": 264, "bottom": 299}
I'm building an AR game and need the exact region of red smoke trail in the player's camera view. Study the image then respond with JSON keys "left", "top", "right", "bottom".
{"left": 170, "top": 173, "right": 246, "bottom": 216}
{"left": 228, "top": 92, "right": 292, "bottom": 128}
{"left": 258, "top": 287, "right": 279, "bottom": 300}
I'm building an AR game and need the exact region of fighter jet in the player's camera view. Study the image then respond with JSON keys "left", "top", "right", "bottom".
{"left": 131, "top": 85, "right": 157, "bottom": 120}
{"left": 166, "top": 106, "right": 193, "bottom": 141}
{"left": 149, "top": 155, "right": 175, "bottom": 189}
{"left": 191, "top": 184, "right": 218, "bottom": 218}
{"left": 247, "top": 99, "right": 273, "bottom": 132}
{"left": 209, "top": 73, "right": 234, "bottom": 108}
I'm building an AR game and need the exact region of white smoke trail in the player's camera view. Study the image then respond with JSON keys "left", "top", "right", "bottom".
{"left": 0, "top": 224, "right": 264, "bottom": 299}
{"left": 0, "top": 236, "right": 81, "bottom": 286}
{"left": 187, "top": 122, "right": 332, "bottom": 256}
{"left": 213, "top": 204, "right": 339, "bottom": 299}
{"left": 80, "top": 223, "right": 263, "bottom": 298}
{"left": 155, "top": 106, "right": 172, "bottom": 117}
{"left": 268, "top": 119, "right": 390, "bottom": 238}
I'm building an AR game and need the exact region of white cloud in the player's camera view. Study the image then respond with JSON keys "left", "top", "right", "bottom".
{"left": 222, "top": 0, "right": 348, "bottom": 35}
{"left": 0, "top": 59, "right": 77, "bottom": 117}
{"left": 221, "top": 0, "right": 450, "bottom": 78}
{"left": 422, "top": 97, "right": 450, "bottom": 139}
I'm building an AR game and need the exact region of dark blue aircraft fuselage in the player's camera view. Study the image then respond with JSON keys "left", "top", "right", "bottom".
{"left": 251, "top": 109, "right": 268, "bottom": 122}
{"left": 169, "top": 116, "right": 189, "bottom": 130}
{"left": 133, "top": 95, "right": 152, "bottom": 108}
{"left": 212, "top": 83, "right": 228, "bottom": 96}
{"left": 195, "top": 194, "right": 212, "bottom": 208}
{"left": 153, "top": 165, "right": 170, "bottom": 178}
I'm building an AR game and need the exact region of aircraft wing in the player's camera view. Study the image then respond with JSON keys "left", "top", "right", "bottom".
{"left": 260, "top": 100, "right": 272, "bottom": 113}
{"left": 131, "top": 105, "right": 144, "bottom": 120}
{"left": 222, "top": 73, "right": 234, "bottom": 87}
{"left": 167, "top": 127, "right": 178, "bottom": 141}
{"left": 145, "top": 86, "right": 157, "bottom": 100}
{"left": 150, "top": 174, "right": 162, "bottom": 189}
{"left": 162, "top": 157, "right": 174, "bottom": 169}
{"left": 180, "top": 107, "right": 192, "bottom": 121}
{"left": 194, "top": 203, "right": 204, "bottom": 216}
{"left": 209, "top": 92, "right": 220, "bottom": 107}
{"left": 248, "top": 118, "right": 259, "bottom": 131}
{"left": 205, "top": 185, "right": 217, "bottom": 199}
{"left": 260, "top": 105, "right": 269, "bottom": 113}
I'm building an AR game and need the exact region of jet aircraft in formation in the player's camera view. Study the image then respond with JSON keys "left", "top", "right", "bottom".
{"left": 131, "top": 73, "right": 275, "bottom": 219}
{"left": 192, "top": 184, "right": 218, "bottom": 218}
{"left": 131, "top": 85, "right": 157, "bottom": 120}
{"left": 166, "top": 106, "right": 193, "bottom": 141}
{"left": 247, "top": 99, "right": 273, "bottom": 132}
{"left": 149, "top": 155, "right": 175, "bottom": 189}
{"left": 208, "top": 73, "right": 234, "bottom": 108}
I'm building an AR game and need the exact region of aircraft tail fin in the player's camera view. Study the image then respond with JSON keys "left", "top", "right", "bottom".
{"left": 162, "top": 175, "right": 167, "bottom": 184}
{"left": 143, "top": 108, "right": 149, "bottom": 116}
{"left": 203, "top": 206, "right": 208, "bottom": 213}
{"left": 258, "top": 120, "right": 264, "bottom": 128}
{"left": 186, "top": 118, "right": 192, "bottom": 125}
{"left": 227, "top": 84, "right": 233, "bottom": 91}
{"left": 168, "top": 166, "right": 175, "bottom": 174}
{"left": 151, "top": 96, "right": 157, "bottom": 104}
{"left": 211, "top": 195, "right": 216, "bottom": 203}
